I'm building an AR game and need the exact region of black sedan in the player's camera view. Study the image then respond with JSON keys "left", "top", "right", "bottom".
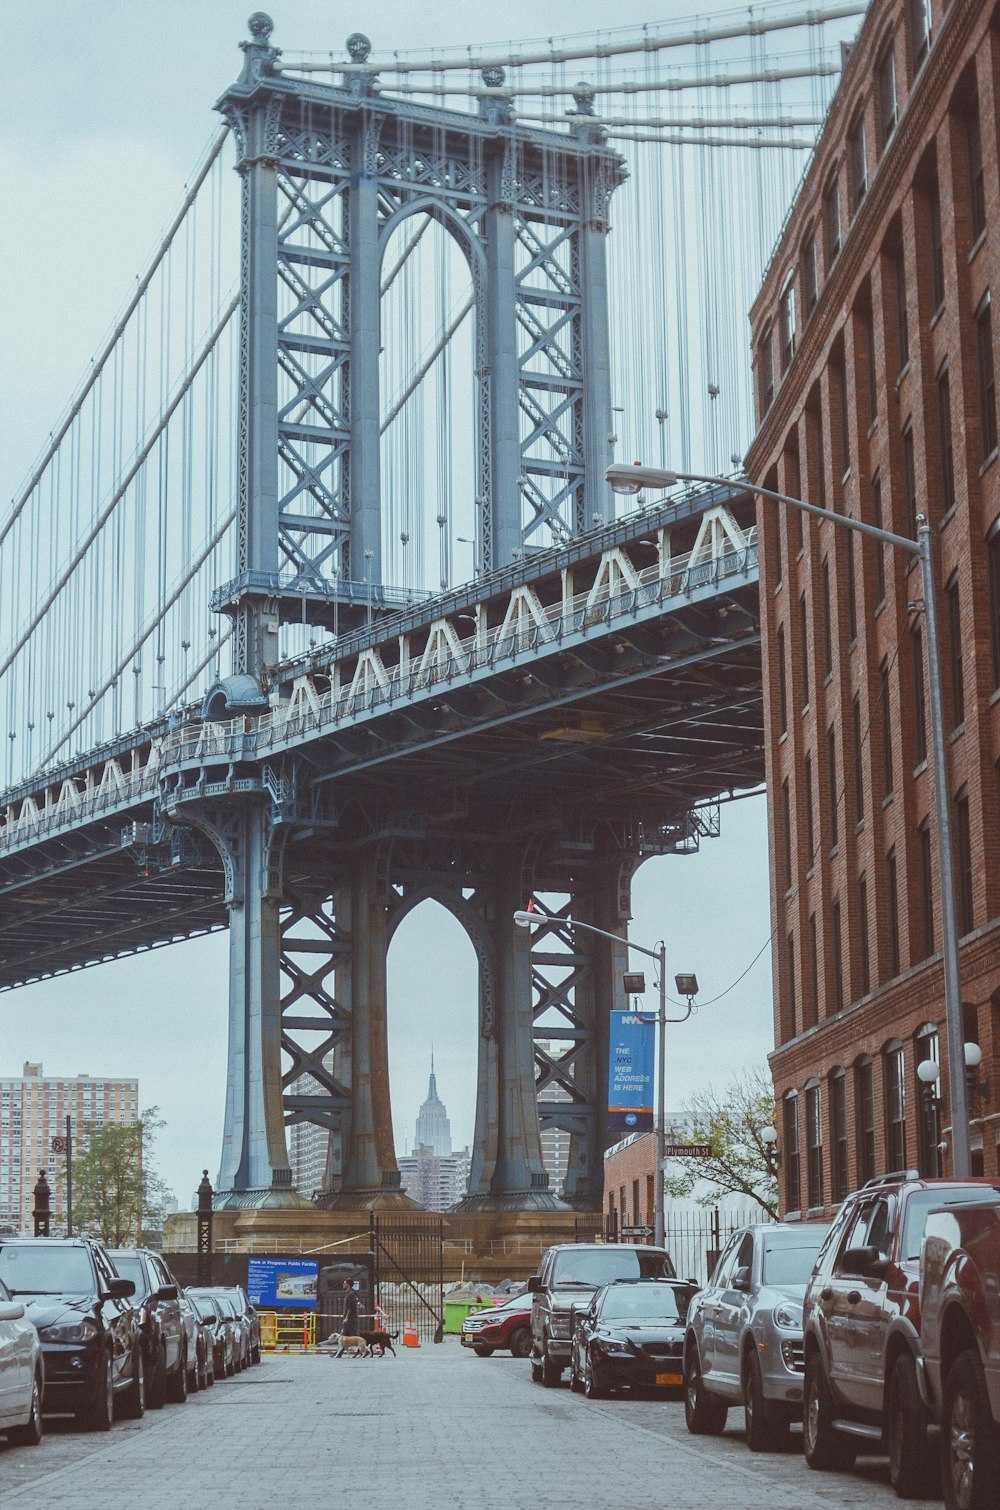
{"left": 570, "top": 1278, "right": 698, "bottom": 1400}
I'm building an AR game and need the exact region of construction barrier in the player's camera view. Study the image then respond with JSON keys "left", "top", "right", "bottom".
{"left": 258, "top": 1310, "right": 317, "bottom": 1353}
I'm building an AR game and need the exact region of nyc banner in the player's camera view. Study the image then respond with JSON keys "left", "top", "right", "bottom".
{"left": 607, "top": 1010, "right": 655, "bottom": 1136}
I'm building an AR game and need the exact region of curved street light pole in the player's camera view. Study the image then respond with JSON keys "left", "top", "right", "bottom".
{"left": 606, "top": 463, "right": 971, "bottom": 1179}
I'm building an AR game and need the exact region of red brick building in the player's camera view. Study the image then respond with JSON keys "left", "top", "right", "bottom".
{"left": 604, "top": 1132, "right": 657, "bottom": 1235}
{"left": 746, "top": 0, "right": 1000, "bottom": 1214}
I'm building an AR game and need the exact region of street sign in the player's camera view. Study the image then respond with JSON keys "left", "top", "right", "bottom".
{"left": 51, "top": 1136, "right": 66, "bottom": 1154}
{"left": 620, "top": 1225, "right": 655, "bottom": 1239}
{"left": 664, "top": 1143, "right": 713, "bottom": 1159}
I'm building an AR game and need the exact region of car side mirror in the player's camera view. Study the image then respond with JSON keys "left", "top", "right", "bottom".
{"left": 155, "top": 1284, "right": 179, "bottom": 1302}
{"left": 840, "top": 1245, "right": 888, "bottom": 1280}
{"left": 107, "top": 1278, "right": 136, "bottom": 1299}
{"left": 732, "top": 1266, "right": 751, "bottom": 1293}
{"left": 0, "top": 1301, "right": 24, "bottom": 1322}
{"left": 527, "top": 1276, "right": 541, "bottom": 1293}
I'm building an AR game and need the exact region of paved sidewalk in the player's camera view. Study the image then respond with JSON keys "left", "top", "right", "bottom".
{"left": 0, "top": 1341, "right": 926, "bottom": 1509}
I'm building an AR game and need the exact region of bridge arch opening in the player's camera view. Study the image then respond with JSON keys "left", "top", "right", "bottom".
{"left": 379, "top": 214, "right": 479, "bottom": 596}
{"left": 387, "top": 895, "right": 479, "bottom": 1209}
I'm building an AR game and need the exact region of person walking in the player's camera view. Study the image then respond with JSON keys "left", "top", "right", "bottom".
{"left": 341, "top": 1278, "right": 360, "bottom": 1336}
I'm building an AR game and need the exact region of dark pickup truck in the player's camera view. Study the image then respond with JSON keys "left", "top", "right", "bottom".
{"left": 920, "top": 1199, "right": 1000, "bottom": 1510}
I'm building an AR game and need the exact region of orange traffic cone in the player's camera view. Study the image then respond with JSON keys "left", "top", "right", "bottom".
{"left": 403, "top": 1318, "right": 419, "bottom": 1348}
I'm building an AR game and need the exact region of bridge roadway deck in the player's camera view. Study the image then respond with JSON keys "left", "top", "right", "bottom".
{"left": 0, "top": 1345, "right": 925, "bottom": 1509}
{"left": 0, "top": 488, "right": 764, "bottom": 992}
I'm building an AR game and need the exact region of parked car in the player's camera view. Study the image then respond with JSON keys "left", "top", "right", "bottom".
{"left": 109, "top": 1248, "right": 187, "bottom": 1407}
{"left": 0, "top": 1276, "right": 44, "bottom": 1447}
{"left": 802, "top": 1172, "right": 1000, "bottom": 1498}
{"left": 570, "top": 1277, "right": 697, "bottom": 1398}
{"left": 920, "top": 1196, "right": 1000, "bottom": 1510}
{"left": 528, "top": 1242, "right": 675, "bottom": 1387}
{"left": 0, "top": 1237, "right": 142, "bottom": 1431}
{"left": 461, "top": 1291, "right": 533, "bottom": 1357}
{"left": 217, "top": 1286, "right": 261, "bottom": 1365}
{"left": 188, "top": 1289, "right": 236, "bottom": 1377}
{"left": 179, "top": 1291, "right": 213, "bottom": 1390}
{"left": 213, "top": 1292, "right": 250, "bottom": 1370}
{"left": 684, "top": 1220, "right": 830, "bottom": 1451}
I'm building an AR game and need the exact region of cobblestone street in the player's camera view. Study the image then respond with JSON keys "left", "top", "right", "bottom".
{"left": 0, "top": 1341, "right": 933, "bottom": 1509}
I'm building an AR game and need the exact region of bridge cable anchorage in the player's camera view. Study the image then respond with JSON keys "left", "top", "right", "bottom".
{"left": 281, "top": 3, "right": 867, "bottom": 74}
{"left": 0, "top": 125, "right": 230, "bottom": 553}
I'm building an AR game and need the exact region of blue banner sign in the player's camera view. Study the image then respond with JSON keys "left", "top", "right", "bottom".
{"left": 246, "top": 1256, "right": 319, "bottom": 1309}
{"left": 608, "top": 1011, "right": 655, "bottom": 1136}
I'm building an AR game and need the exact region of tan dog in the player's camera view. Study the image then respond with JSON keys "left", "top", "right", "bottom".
{"left": 330, "top": 1332, "right": 368, "bottom": 1357}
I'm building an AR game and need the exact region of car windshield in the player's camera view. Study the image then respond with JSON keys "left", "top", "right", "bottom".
{"left": 0, "top": 1243, "right": 94, "bottom": 1295}
{"left": 192, "top": 1297, "right": 217, "bottom": 1321}
{"left": 216, "top": 1296, "right": 237, "bottom": 1317}
{"left": 599, "top": 1284, "right": 694, "bottom": 1322}
{"left": 762, "top": 1229, "right": 828, "bottom": 1286}
{"left": 901, "top": 1187, "right": 1000, "bottom": 1261}
{"left": 551, "top": 1248, "right": 674, "bottom": 1287}
{"left": 110, "top": 1256, "right": 149, "bottom": 1296}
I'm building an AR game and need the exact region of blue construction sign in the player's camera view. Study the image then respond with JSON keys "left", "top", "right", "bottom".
{"left": 607, "top": 1011, "right": 655, "bottom": 1136}
{"left": 246, "top": 1257, "right": 319, "bottom": 1309}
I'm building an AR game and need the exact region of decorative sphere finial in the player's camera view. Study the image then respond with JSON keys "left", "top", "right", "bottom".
{"left": 247, "top": 12, "right": 274, "bottom": 41}
{"left": 481, "top": 65, "right": 506, "bottom": 88}
{"left": 346, "top": 31, "right": 372, "bottom": 63}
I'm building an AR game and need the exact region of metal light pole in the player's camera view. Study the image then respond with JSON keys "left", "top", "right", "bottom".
{"left": 514, "top": 908, "right": 693, "bottom": 1249}
{"left": 607, "top": 462, "right": 971, "bottom": 1177}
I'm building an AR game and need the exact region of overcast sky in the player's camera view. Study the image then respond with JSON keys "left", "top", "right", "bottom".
{"left": 0, "top": 1, "right": 782, "bottom": 1206}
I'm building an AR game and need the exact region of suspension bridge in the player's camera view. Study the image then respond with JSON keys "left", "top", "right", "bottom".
{"left": 0, "top": 6, "right": 861, "bottom": 1212}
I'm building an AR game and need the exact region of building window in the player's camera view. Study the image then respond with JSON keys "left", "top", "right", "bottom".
{"left": 919, "top": 818, "right": 934, "bottom": 957}
{"left": 808, "top": 914, "right": 819, "bottom": 1027}
{"left": 894, "top": 243, "right": 909, "bottom": 371}
{"left": 912, "top": 625, "right": 927, "bottom": 765}
{"left": 783, "top": 1093, "right": 801, "bottom": 1213}
{"left": 859, "top": 873, "right": 870, "bottom": 994}
{"left": 853, "top": 694, "right": 865, "bottom": 823}
{"left": 824, "top": 170, "right": 841, "bottom": 265}
{"left": 782, "top": 778, "right": 793, "bottom": 891}
{"left": 989, "top": 527, "right": 1000, "bottom": 691}
{"left": 802, "top": 228, "right": 818, "bottom": 319}
{"left": 828, "top": 727, "right": 839, "bottom": 848}
{"left": 831, "top": 897, "right": 844, "bottom": 1012}
{"left": 884, "top": 1040, "right": 907, "bottom": 1171}
{"left": 937, "top": 364, "right": 955, "bottom": 515}
{"left": 916, "top": 1025, "right": 941, "bottom": 1177}
{"left": 786, "top": 931, "right": 797, "bottom": 1036}
{"left": 930, "top": 170, "right": 945, "bottom": 312}
{"left": 976, "top": 294, "right": 997, "bottom": 460}
{"left": 805, "top": 1081, "right": 823, "bottom": 1209}
{"left": 780, "top": 271, "right": 796, "bottom": 374}
{"left": 758, "top": 325, "right": 775, "bottom": 414}
{"left": 901, "top": 423, "right": 916, "bottom": 539}
{"left": 873, "top": 472, "right": 886, "bottom": 604}
{"left": 777, "top": 623, "right": 788, "bottom": 732}
{"left": 847, "top": 526, "right": 858, "bottom": 640}
{"left": 804, "top": 753, "right": 815, "bottom": 863}
{"left": 821, "top": 559, "right": 833, "bottom": 676}
{"left": 848, "top": 108, "right": 868, "bottom": 216}
{"left": 834, "top": 347, "right": 850, "bottom": 478}
{"left": 800, "top": 593, "right": 809, "bottom": 709}
{"left": 876, "top": 38, "right": 897, "bottom": 152}
{"left": 865, "top": 302, "right": 878, "bottom": 426}
{"left": 968, "top": 105, "right": 986, "bottom": 243}
{"left": 887, "top": 847, "right": 900, "bottom": 976}
{"left": 856, "top": 1057, "right": 876, "bottom": 1182}
{"left": 947, "top": 573, "right": 964, "bottom": 728}
{"left": 955, "top": 787, "right": 973, "bottom": 934}
{"left": 881, "top": 657, "right": 894, "bottom": 797}
{"left": 909, "top": 0, "right": 931, "bottom": 74}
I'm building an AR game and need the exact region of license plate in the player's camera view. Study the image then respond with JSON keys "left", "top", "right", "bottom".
{"left": 656, "top": 1371, "right": 683, "bottom": 1387}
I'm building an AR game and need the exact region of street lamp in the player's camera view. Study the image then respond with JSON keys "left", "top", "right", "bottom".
{"left": 607, "top": 460, "right": 972, "bottom": 1178}
{"left": 513, "top": 907, "right": 695, "bottom": 1249}
{"left": 760, "top": 1122, "right": 779, "bottom": 1175}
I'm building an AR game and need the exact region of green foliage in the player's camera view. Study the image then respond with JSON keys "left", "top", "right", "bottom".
{"left": 663, "top": 1067, "right": 779, "bottom": 1219}
{"left": 67, "top": 1107, "right": 169, "bottom": 1247}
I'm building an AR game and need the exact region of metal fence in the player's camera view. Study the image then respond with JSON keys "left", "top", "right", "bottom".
{"left": 666, "top": 1206, "right": 775, "bottom": 1285}
{"left": 370, "top": 1213, "right": 444, "bottom": 1344}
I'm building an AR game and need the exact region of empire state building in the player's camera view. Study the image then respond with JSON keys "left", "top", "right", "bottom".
{"left": 414, "top": 1058, "right": 452, "bottom": 1156}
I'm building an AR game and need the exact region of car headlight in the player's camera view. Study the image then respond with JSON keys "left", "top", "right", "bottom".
{"left": 773, "top": 1301, "right": 803, "bottom": 1331}
{"left": 41, "top": 1318, "right": 99, "bottom": 1344}
{"left": 549, "top": 1316, "right": 573, "bottom": 1340}
{"left": 594, "top": 1336, "right": 633, "bottom": 1356}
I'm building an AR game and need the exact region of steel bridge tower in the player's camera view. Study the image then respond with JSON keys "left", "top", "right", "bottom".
{"left": 190, "top": 14, "right": 643, "bottom": 1211}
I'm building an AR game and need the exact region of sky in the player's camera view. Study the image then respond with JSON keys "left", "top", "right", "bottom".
{"left": 0, "top": 0, "right": 783, "bottom": 1205}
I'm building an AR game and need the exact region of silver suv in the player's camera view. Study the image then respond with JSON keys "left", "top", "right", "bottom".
{"left": 528, "top": 1242, "right": 674, "bottom": 1387}
{"left": 684, "top": 1221, "right": 829, "bottom": 1451}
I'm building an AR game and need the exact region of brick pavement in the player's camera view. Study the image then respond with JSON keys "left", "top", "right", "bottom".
{"left": 0, "top": 1341, "right": 930, "bottom": 1509}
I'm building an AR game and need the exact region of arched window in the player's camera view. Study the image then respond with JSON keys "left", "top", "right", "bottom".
{"left": 883, "top": 1038, "right": 907, "bottom": 1171}
{"left": 805, "top": 1079, "right": 824, "bottom": 1209}
{"left": 855, "top": 1054, "right": 876, "bottom": 1182}
{"left": 782, "top": 1091, "right": 801, "bottom": 1213}
{"left": 914, "top": 1023, "right": 941, "bottom": 1176}
{"left": 829, "top": 1067, "right": 849, "bottom": 1202}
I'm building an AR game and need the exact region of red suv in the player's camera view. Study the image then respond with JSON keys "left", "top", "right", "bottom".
{"left": 802, "top": 1171, "right": 1000, "bottom": 1498}
{"left": 460, "top": 1292, "right": 532, "bottom": 1358}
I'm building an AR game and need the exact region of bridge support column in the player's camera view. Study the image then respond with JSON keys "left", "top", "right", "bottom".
{"left": 348, "top": 125, "right": 382, "bottom": 585}
{"left": 484, "top": 144, "right": 522, "bottom": 570}
{"left": 579, "top": 210, "right": 615, "bottom": 531}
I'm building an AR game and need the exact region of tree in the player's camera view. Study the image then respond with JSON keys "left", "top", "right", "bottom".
{"left": 68, "top": 1107, "right": 169, "bottom": 1246}
{"left": 663, "top": 1067, "right": 779, "bottom": 1219}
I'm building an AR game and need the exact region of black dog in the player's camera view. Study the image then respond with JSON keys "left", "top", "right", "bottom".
{"left": 361, "top": 1328, "right": 398, "bottom": 1357}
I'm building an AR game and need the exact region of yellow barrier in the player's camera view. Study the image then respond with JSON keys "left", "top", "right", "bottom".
{"left": 258, "top": 1310, "right": 317, "bottom": 1353}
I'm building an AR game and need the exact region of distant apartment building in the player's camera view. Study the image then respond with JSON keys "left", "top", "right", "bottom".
{"left": 397, "top": 1060, "right": 470, "bottom": 1211}
{"left": 287, "top": 1060, "right": 334, "bottom": 1200}
{"left": 0, "top": 1063, "right": 139, "bottom": 1234}
{"left": 537, "top": 1040, "right": 572, "bottom": 1198}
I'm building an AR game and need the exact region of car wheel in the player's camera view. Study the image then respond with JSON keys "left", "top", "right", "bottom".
{"left": 684, "top": 1344, "right": 727, "bottom": 1436}
{"left": 508, "top": 1326, "right": 532, "bottom": 1360}
{"left": 583, "top": 1351, "right": 607, "bottom": 1400}
{"left": 803, "top": 1353, "right": 857, "bottom": 1472}
{"left": 166, "top": 1346, "right": 188, "bottom": 1404}
{"left": 188, "top": 1351, "right": 200, "bottom": 1394}
{"left": 83, "top": 1349, "right": 114, "bottom": 1433}
{"left": 473, "top": 1344, "right": 494, "bottom": 1357}
{"left": 147, "top": 1341, "right": 167, "bottom": 1410}
{"left": 119, "top": 1346, "right": 145, "bottom": 1421}
{"left": 542, "top": 1349, "right": 562, "bottom": 1388}
{"left": 744, "top": 1350, "right": 789, "bottom": 1453}
{"left": 887, "top": 1351, "right": 934, "bottom": 1498}
{"left": 530, "top": 1353, "right": 544, "bottom": 1384}
{"left": 569, "top": 1350, "right": 583, "bottom": 1393}
{"left": 941, "top": 1349, "right": 1000, "bottom": 1510}
{"left": 8, "top": 1367, "right": 43, "bottom": 1446}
